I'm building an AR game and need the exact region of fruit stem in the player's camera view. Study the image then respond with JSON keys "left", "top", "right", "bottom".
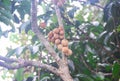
{"left": 53, "top": 0, "right": 67, "bottom": 60}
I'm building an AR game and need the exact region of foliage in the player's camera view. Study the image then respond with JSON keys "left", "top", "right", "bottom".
{"left": 0, "top": 0, "right": 120, "bottom": 81}
{"left": 0, "top": 0, "right": 15, "bottom": 38}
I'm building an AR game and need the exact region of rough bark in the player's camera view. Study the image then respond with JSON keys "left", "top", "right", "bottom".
{"left": 58, "top": 60, "right": 73, "bottom": 81}
{"left": 0, "top": 55, "right": 59, "bottom": 74}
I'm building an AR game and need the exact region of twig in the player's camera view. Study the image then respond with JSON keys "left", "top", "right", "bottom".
{"left": 80, "top": 55, "right": 96, "bottom": 74}
{"left": 103, "top": 73, "right": 112, "bottom": 76}
{"left": 94, "top": 4, "right": 104, "bottom": 9}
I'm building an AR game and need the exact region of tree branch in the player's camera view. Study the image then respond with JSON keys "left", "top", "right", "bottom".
{"left": 31, "top": 0, "right": 61, "bottom": 64}
{"left": 0, "top": 55, "right": 59, "bottom": 75}
{"left": 0, "top": 55, "right": 18, "bottom": 63}
{"left": 54, "top": 5, "right": 63, "bottom": 27}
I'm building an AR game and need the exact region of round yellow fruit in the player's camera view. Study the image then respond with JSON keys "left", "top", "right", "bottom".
{"left": 48, "top": 31, "right": 53, "bottom": 38}
{"left": 54, "top": 33, "right": 59, "bottom": 39}
{"left": 55, "top": 39, "right": 61, "bottom": 45}
{"left": 53, "top": 28, "right": 59, "bottom": 34}
{"left": 57, "top": 44, "right": 63, "bottom": 51}
{"left": 51, "top": 37, "right": 55, "bottom": 43}
{"left": 62, "top": 47, "right": 69, "bottom": 54}
{"left": 59, "top": 30, "right": 64, "bottom": 35}
{"left": 59, "top": 35, "right": 64, "bottom": 40}
{"left": 61, "top": 39, "right": 68, "bottom": 46}
{"left": 68, "top": 49, "right": 72, "bottom": 55}
{"left": 58, "top": 26, "right": 64, "bottom": 31}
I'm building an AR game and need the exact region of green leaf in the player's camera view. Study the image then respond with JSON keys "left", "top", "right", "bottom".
{"left": 0, "top": 2, "right": 10, "bottom": 10}
{"left": 6, "top": 46, "right": 26, "bottom": 57}
{"left": 31, "top": 35, "right": 38, "bottom": 44}
{"left": 15, "top": 68, "right": 24, "bottom": 81}
{"left": 0, "top": 16, "right": 14, "bottom": 28}
{"left": 112, "top": 62, "right": 120, "bottom": 79}
{"left": 97, "top": 31, "right": 107, "bottom": 43}
{"left": 40, "top": 76, "right": 50, "bottom": 81}
{"left": 0, "top": 27, "right": 2, "bottom": 38}
{"left": 41, "top": 3, "right": 46, "bottom": 13}
{"left": 89, "top": 25, "right": 103, "bottom": 36}
{"left": 75, "top": 74, "right": 94, "bottom": 81}
{"left": 9, "top": 34, "right": 19, "bottom": 42}
{"left": 51, "top": 15, "right": 58, "bottom": 23}
{"left": 29, "top": 45, "right": 39, "bottom": 55}
{"left": 116, "top": 25, "right": 120, "bottom": 32}
{"left": 104, "top": 18, "right": 115, "bottom": 32}
{"left": 68, "top": 60, "right": 75, "bottom": 71}
{"left": 0, "top": 9, "right": 12, "bottom": 19}
{"left": 111, "top": 2, "right": 120, "bottom": 18}
{"left": 40, "top": 72, "right": 50, "bottom": 81}
{"left": 19, "top": 20, "right": 30, "bottom": 32}
{"left": 13, "top": 14, "right": 20, "bottom": 23}
{"left": 2, "top": 0, "right": 10, "bottom": 6}
{"left": 27, "top": 30, "right": 35, "bottom": 36}
{"left": 15, "top": 46, "right": 26, "bottom": 57}
{"left": 104, "top": 32, "right": 113, "bottom": 45}
{"left": 6, "top": 48, "right": 16, "bottom": 57}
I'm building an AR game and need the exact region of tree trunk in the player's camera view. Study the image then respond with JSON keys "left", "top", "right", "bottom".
{"left": 59, "top": 60, "right": 73, "bottom": 81}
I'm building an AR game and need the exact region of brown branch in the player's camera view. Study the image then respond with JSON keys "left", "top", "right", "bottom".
{"left": 0, "top": 55, "right": 18, "bottom": 63}
{"left": 0, "top": 55, "right": 59, "bottom": 75}
{"left": 31, "top": 0, "right": 61, "bottom": 64}
{"left": 54, "top": 5, "right": 63, "bottom": 27}
{"left": 103, "top": 73, "right": 112, "bottom": 76}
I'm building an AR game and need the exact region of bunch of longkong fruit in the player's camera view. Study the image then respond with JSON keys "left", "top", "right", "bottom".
{"left": 48, "top": 26, "right": 72, "bottom": 56}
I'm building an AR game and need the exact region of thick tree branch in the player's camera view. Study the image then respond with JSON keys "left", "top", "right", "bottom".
{"left": 31, "top": 0, "right": 61, "bottom": 64}
{"left": 0, "top": 55, "right": 59, "bottom": 75}
{"left": 54, "top": 5, "right": 63, "bottom": 27}
{"left": 0, "top": 55, "right": 18, "bottom": 63}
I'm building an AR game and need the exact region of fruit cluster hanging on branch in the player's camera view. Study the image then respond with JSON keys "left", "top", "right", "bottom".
{"left": 48, "top": 26, "right": 64, "bottom": 43}
{"left": 48, "top": 26, "right": 72, "bottom": 56}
